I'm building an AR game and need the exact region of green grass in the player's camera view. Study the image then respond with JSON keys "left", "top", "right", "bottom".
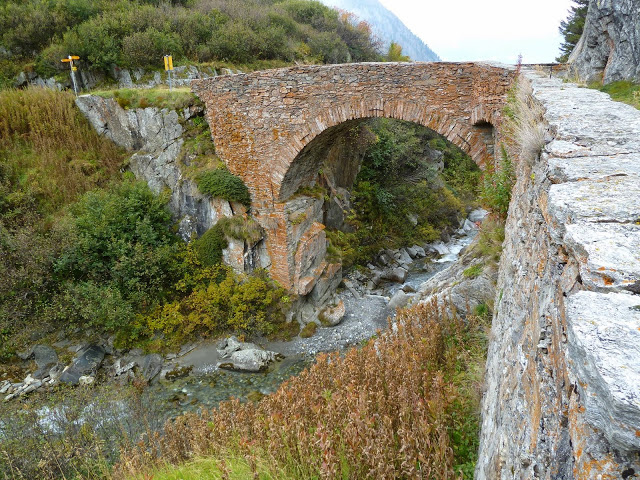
{"left": 137, "top": 455, "right": 292, "bottom": 480}
{"left": 592, "top": 80, "right": 640, "bottom": 110}
{"left": 463, "top": 264, "right": 484, "bottom": 279}
{"left": 92, "top": 87, "right": 196, "bottom": 110}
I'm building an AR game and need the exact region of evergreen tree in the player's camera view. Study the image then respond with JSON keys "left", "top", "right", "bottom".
{"left": 557, "top": 0, "right": 589, "bottom": 62}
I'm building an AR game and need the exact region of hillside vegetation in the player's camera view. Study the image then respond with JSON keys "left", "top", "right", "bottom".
{"left": 0, "top": 88, "right": 290, "bottom": 361}
{"left": 0, "top": 88, "right": 124, "bottom": 358}
{"left": 0, "top": 0, "right": 382, "bottom": 87}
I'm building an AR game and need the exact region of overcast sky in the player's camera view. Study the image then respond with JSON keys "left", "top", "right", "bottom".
{"left": 377, "top": 0, "right": 576, "bottom": 64}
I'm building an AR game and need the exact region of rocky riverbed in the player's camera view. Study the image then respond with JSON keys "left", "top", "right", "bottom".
{"left": 1, "top": 209, "right": 489, "bottom": 426}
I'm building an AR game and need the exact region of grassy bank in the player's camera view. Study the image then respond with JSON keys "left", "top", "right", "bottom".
{"left": 593, "top": 80, "right": 640, "bottom": 110}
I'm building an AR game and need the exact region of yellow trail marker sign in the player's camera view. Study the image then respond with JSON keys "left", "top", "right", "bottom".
{"left": 163, "top": 55, "right": 174, "bottom": 71}
{"left": 61, "top": 56, "right": 80, "bottom": 62}
{"left": 164, "top": 55, "right": 174, "bottom": 92}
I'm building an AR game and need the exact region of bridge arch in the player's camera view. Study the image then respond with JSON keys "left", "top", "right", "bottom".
{"left": 192, "top": 62, "right": 514, "bottom": 297}
{"left": 280, "top": 110, "right": 491, "bottom": 202}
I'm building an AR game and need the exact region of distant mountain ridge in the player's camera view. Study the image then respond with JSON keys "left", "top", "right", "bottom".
{"left": 319, "top": 0, "right": 440, "bottom": 62}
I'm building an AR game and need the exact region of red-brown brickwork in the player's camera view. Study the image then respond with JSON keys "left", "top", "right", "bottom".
{"left": 192, "top": 62, "right": 515, "bottom": 292}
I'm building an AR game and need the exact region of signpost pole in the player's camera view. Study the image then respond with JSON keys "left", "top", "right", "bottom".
{"left": 164, "top": 55, "right": 173, "bottom": 92}
{"left": 61, "top": 55, "right": 80, "bottom": 97}
{"left": 69, "top": 56, "right": 79, "bottom": 97}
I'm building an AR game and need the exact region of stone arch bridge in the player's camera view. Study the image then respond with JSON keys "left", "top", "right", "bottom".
{"left": 195, "top": 64, "right": 640, "bottom": 478}
{"left": 192, "top": 62, "right": 515, "bottom": 298}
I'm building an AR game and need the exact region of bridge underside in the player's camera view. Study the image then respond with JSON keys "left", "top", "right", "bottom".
{"left": 192, "top": 62, "right": 514, "bottom": 296}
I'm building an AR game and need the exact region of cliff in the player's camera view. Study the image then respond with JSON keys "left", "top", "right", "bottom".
{"left": 569, "top": 0, "right": 640, "bottom": 84}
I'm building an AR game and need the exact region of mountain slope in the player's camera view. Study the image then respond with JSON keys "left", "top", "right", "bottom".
{"left": 319, "top": 0, "right": 440, "bottom": 61}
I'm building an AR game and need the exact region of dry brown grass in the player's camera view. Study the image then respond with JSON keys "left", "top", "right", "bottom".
{"left": 0, "top": 87, "right": 124, "bottom": 213}
{"left": 115, "top": 301, "right": 485, "bottom": 479}
{"left": 505, "top": 78, "right": 547, "bottom": 167}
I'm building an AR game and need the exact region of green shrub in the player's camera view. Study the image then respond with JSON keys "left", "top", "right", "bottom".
{"left": 480, "top": 145, "right": 515, "bottom": 217}
{"left": 193, "top": 224, "right": 228, "bottom": 267}
{"left": 204, "top": 20, "right": 261, "bottom": 64}
{"left": 299, "top": 321, "right": 317, "bottom": 338}
{"left": 308, "top": 31, "right": 351, "bottom": 63}
{"left": 122, "top": 28, "right": 183, "bottom": 69}
{"left": 142, "top": 266, "right": 290, "bottom": 340}
{"left": 463, "top": 264, "right": 483, "bottom": 279}
{"left": 54, "top": 177, "right": 183, "bottom": 308}
{"left": 47, "top": 281, "right": 135, "bottom": 331}
{"left": 196, "top": 168, "right": 251, "bottom": 206}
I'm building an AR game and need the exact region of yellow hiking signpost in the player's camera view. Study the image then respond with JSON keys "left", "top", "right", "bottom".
{"left": 61, "top": 55, "right": 80, "bottom": 96}
{"left": 164, "top": 55, "right": 174, "bottom": 92}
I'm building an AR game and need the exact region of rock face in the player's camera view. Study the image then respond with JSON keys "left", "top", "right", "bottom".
{"left": 569, "top": 0, "right": 640, "bottom": 84}
{"left": 418, "top": 257, "right": 495, "bottom": 317}
{"left": 75, "top": 95, "right": 201, "bottom": 240}
{"left": 476, "top": 70, "right": 640, "bottom": 478}
{"left": 76, "top": 95, "right": 269, "bottom": 274}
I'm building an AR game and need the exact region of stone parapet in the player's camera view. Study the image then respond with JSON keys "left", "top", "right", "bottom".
{"left": 477, "top": 70, "right": 640, "bottom": 479}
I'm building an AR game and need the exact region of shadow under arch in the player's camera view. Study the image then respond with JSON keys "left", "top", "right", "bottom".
{"left": 279, "top": 112, "right": 496, "bottom": 203}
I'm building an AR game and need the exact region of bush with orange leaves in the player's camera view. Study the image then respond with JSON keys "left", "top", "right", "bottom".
{"left": 115, "top": 301, "right": 486, "bottom": 479}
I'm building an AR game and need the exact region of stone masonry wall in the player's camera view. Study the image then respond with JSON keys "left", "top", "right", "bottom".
{"left": 477, "top": 69, "right": 640, "bottom": 479}
{"left": 192, "top": 62, "right": 514, "bottom": 292}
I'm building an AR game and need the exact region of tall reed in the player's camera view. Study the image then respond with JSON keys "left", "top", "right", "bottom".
{"left": 0, "top": 88, "right": 124, "bottom": 213}
{"left": 116, "top": 301, "right": 486, "bottom": 479}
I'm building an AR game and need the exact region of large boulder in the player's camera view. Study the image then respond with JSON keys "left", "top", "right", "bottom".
{"left": 30, "top": 345, "right": 58, "bottom": 380}
{"left": 319, "top": 300, "right": 346, "bottom": 327}
{"left": 218, "top": 349, "right": 281, "bottom": 373}
{"left": 59, "top": 345, "right": 105, "bottom": 385}
{"left": 216, "top": 336, "right": 282, "bottom": 372}
{"left": 569, "top": 0, "right": 640, "bottom": 84}
{"left": 388, "top": 290, "right": 411, "bottom": 311}
{"left": 381, "top": 266, "right": 408, "bottom": 284}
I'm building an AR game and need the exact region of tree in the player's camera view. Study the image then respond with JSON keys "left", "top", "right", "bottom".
{"left": 386, "top": 41, "right": 410, "bottom": 62}
{"left": 557, "top": 0, "right": 589, "bottom": 62}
